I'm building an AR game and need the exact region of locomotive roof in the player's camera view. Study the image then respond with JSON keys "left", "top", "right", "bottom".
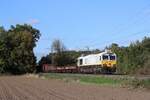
{"left": 78, "top": 50, "right": 116, "bottom": 59}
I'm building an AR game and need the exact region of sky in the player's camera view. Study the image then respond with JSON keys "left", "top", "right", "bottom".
{"left": 1, "top": 0, "right": 150, "bottom": 60}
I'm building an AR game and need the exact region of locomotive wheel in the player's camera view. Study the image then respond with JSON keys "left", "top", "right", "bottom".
{"left": 101, "top": 67, "right": 116, "bottom": 74}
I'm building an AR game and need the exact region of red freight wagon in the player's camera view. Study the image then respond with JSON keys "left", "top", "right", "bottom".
{"left": 42, "top": 64, "right": 78, "bottom": 73}
{"left": 42, "top": 64, "right": 56, "bottom": 72}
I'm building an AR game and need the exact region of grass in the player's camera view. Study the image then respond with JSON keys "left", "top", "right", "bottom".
{"left": 79, "top": 75, "right": 123, "bottom": 85}
{"left": 40, "top": 73, "right": 150, "bottom": 89}
{"left": 40, "top": 73, "right": 125, "bottom": 86}
{"left": 39, "top": 73, "right": 150, "bottom": 89}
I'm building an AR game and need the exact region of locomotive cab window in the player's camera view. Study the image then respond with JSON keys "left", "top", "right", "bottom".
{"left": 103, "top": 55, "right": 108, "bottom": 60}
{"left": 110, "top": 55, "right": 116, "bottom": 60}
{"left": 79, "top": 59, "right": 83, "bottom": 65}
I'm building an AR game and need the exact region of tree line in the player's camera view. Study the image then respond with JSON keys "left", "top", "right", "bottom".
{"left": 0, "top": 24, "right": 149, "bottom": 75}
{"left": 39, "top": 37, "right": 150, "bottom": 75}
{"left": 37, "top": 39, "right": 101, "bottom": 72}
{"left": 109, "top": 37, "right": 150, "bottom": 75}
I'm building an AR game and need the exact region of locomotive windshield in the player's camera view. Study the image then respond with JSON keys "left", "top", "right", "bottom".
{"left": 110, "top": 55, "right": 116, "bottom": 60}
{"left": 103, "top": 55, "right": 108, "bottom": 60}
{"left": 103, "top": 54, "right": 116, "bottom": 60}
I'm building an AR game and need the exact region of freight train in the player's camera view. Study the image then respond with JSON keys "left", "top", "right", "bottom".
{"left": 42, "top": 50, "right": 117, "bottom": 74}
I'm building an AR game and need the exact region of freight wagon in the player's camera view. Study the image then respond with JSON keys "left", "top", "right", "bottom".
{"left": 42, "top": 64, "right": 78, "bottom": 73}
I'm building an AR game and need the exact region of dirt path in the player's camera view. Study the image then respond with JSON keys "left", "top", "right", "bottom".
{"left": 0, "top": 76, "right": 149, "bottom": 100}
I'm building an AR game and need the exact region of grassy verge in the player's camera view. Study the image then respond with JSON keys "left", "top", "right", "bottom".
{"left": 39, "top": 73, "right": 150, "bottom": 89}
{"left": 39, "top": 73, "right": 126, "bottom": 86}
{"left": 130, "top": 78, "right": 150, "bottom": 89}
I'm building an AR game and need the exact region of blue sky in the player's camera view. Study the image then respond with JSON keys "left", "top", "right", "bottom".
{"left": 1, "top": 0, "right": 150, "bottom": 60}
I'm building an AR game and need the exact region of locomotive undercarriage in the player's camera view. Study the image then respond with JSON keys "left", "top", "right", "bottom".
{"left": 78, "top": 65, "right": 116, "bottom": 74}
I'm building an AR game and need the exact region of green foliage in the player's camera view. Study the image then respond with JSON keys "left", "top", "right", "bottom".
{"left": 39, "top": 39, "right": 99, "bottom": 67}
{"left": 38, "top": 49, "right": 100, "bottom": 72}
{"left": 0, "top": 24, "right": 41, "bottom": 74}
{"left": 109, "top": 37, "right": 150, "bottom": 74}
{"left": 50, "top": 39, "right": 68, "bottom": 66}
{"left": 39, "top": 37, "right": 150, "bottom": 74}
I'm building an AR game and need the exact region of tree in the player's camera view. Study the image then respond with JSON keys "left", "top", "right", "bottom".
{"left": 108, "top": 37, "right": 150, "bottom": 74}
{"left": 51, "top": 39, "right": 66, "bottom": 66}
{"left": 51, "top": 39, "right": 66, "bottom": 53}
{"left": 0, "top": 24, "right": 41, "bottom": 74}
{"left": 0, "top": 26, "right": 8, "bottom": 73}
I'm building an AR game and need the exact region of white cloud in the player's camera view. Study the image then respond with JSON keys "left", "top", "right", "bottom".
{"left": 27, "top": 19, "right": 40, "bottom": 25}
{"left": 8, "top": 18, "right": 40, "bottom": 25}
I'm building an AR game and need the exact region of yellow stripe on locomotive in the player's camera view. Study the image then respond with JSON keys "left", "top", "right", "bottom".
{"left": 101, "top": 60, "right": 116, "bottom": 67}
